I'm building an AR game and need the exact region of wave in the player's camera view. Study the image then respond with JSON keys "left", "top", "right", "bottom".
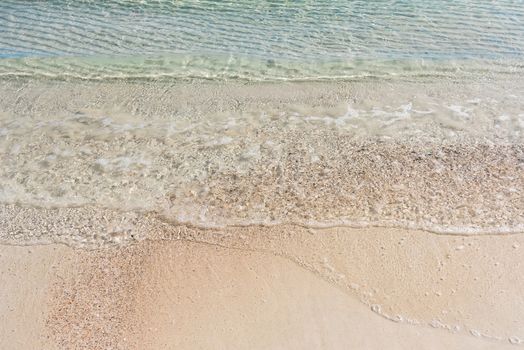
{"left": 0, "top": 55, "right": 524, "bottom": 82}
{"left": 1, "top": 78, "right": 523, "bottom": 245}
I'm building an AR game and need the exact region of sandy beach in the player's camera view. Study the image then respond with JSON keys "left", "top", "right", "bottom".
{"left": 1, "top": 78, "right": 523, "bottom": 348}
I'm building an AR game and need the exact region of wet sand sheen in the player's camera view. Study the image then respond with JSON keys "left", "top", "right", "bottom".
{"left": 1, "top": 225, "right": 523, "bottom": 349}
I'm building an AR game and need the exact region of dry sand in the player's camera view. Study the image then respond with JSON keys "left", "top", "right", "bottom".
{"left": 1, "top": 225, "right": 523, "bottom": 349}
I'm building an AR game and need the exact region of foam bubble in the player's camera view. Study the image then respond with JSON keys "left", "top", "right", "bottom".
{"left": 1, "top": 79, "right": 523, "bottom": 243}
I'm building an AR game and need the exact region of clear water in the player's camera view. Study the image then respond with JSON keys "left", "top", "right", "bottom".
{"left": 1, "top": 0, "right": 523, "bottom": 80}
{"left": 1, "top": 1, "right": 524, "bottom": 244}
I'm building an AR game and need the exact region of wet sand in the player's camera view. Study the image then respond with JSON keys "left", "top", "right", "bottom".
{"left": 1, "top": 224, "right": 523, "bottom": 349}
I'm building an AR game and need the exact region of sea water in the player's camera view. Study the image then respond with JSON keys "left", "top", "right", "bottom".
{"left": 0, "top": 0, "right": 523, "bottom": 246}
{"left": 1, "top": 0, "right": 523, "bottom": 80}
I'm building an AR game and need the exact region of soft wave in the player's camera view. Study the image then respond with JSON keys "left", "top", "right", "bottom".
{"left": 0, "top": 55, "right": 523, "bottom": 82}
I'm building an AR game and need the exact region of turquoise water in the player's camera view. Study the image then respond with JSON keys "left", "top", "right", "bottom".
{"left": 1, "top": 0, "right": 523, "bottom": 80}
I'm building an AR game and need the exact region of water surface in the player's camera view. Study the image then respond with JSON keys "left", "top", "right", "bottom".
{"left": 1, "top": 0, "right": 523, "bottom": 80}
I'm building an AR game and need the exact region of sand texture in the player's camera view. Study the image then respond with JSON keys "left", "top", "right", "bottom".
{"left": 1, "top": 224, "right": 523, "bottom": 349}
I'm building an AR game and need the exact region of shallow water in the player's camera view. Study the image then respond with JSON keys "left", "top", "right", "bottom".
{"left": 0, "top": 1, "right": 523, "bottom": 244}
{"left": 1, "top": 0, "right": 523, "bottom": 80}
{"left": 1, "top": 79, "right": 523, "bottom": 246}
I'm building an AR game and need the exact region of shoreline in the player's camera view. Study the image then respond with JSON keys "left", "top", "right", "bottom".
{"left": 1, "top": 77, "right": 523, "bottom": 348}
{"left": 2, "top": 1, "right": 524, "bottom": 348}
{"left": 1, "top": 78, "right": 523, "bottom": 240}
